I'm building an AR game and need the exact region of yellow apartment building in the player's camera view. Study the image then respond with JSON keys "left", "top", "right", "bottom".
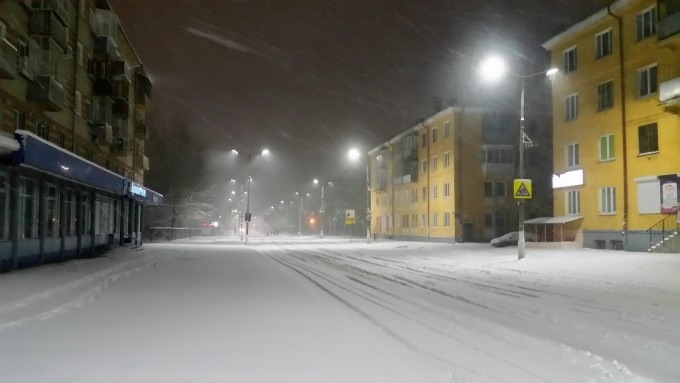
{"left": 542, "top": 0, "right": 680, "bottom": 251}
{"left": 369, "top": 107, "right": 524, "bottom": 242}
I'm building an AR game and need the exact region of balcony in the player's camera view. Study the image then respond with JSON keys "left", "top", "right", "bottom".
{"left": 90, "top": 123, "right": 113, "bottom": 146}
{"left": 29, "top": 10, "right": 68, "bottom": 51}
{"left": 660, "top": 77, "right": 680, "bottom": 113}
{"left": 110, "top": 137, "right": 129, "bottom": 156}
{"left": 134, "top": 113, "right": 148, "bottom": 140}
{"left": 90, "top": 59, "right": 115, "bottom": 96}
{"left": 91, "top": 96, "right": 113, "bottom": 126}
{"left": 112, "top": 97, "right": 129, "bottom": 118}
{"left": 658, "top": 9, "right": 680, "bottom": 41}
{"left": 135, "top": 71, "right": 152, "bottom": 107}
{"left": 0, "top": 39, "right": 18, "bottom": 79}
{"left": 94, "top": 36, "right": 117, "bottom": 59}
{"left": 27, "top": 76, "right": 65, "bottom": 111}
{"left": 32, "top": 0, "right": 69, "bottom": 26}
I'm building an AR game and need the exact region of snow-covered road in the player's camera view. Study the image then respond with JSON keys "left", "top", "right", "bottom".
{"left": 1, "top": 236, "right": 678, "bottom": 382}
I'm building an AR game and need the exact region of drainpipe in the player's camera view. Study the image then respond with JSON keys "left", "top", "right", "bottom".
{"left": 70, "top": 0, "right": 81, "bottom": 152}
{"left": 608, "top": 6, "right": 629, "bottom": 242}
{"left": 456, "top": 107, "right": 465, "bottom": 241}
{"left": 423, "top": 121, "right": 431, "bottom": 241}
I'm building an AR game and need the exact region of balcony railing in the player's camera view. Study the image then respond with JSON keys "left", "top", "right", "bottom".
{"left": 27, "top": 76, "right": 65, "bottom": 111}
{"left": 0, "top": 39, "right": 18, "bottom": 79}
{"left": 29, "top": 10, "right": 68, "bottom": 50}
{"left": 658, "top": 11, "right": 680, "bottom": 40}
{"left": 32, "top": 0, "right": 69, "bottom": 26}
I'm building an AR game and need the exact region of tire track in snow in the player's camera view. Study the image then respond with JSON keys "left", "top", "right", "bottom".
{"left": 0, "top": 258, "right": 158, "bottom": 332}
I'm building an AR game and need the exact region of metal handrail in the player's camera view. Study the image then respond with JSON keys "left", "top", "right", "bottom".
{"left": 647, "top": 214, "right": 679, "bottom": 251}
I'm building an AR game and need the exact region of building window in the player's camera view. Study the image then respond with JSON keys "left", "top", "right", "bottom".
{"left": 566, "top": 142, "right": 579, "bottom": 168}
{"left": 431, "top": 213, "right": 438, "bottom": 228}
{"left": 422, "top": 214, "right": 427, "bottom": 227}
{"left": 75, "top": 91, "right": 82, "bottom": 115}
{"left": 0, "top": 21, "right": 6, "bottom": 40}
{"left": 46, "top": 185, "right": 59, "bottom": 237}
{"left": 595, "top": 29, "right": 612, "bottom": 59}
{"left": 599, "top": 187, "right": 616, "bottom": 214}
{"left": 597, "top": 81, "right": 613, "bottom": 111}
{"left": 422, "top": 186, "right": 427, "bottom": 201}
{"left": 443, "top": 151, "right": 450, "bottom": 168}
{"left": 599, "top": 134, "right": 615, "bottom": 161}
{"left": 444, "top": 182, "right": 450, "bottom": 198}
{"left": 57, "top": 133, "right": 65, "bottom": 148}
{"left": 496, "top": 181, "right": 506, "bottom": 197}
{"left": 411, "top": 188, "right": 417, "bottom": 203}
{"left": 484, "top": 213, "right": 493, "bottom": 229}
{"left": 432, "top": 155, "right": 438, "bottom": 171}
{"left": 432, "top": 185, "right": 438, "bottom": 199}
{"left": 36, "top": 121, "right": 49, "bottom": 140}
{"left": 636, "top": 6, "right": 657, "bottom": 41}
{"left": 483, "top": 146, "right": 514, "bottom": 164}
{"left": 638, "top": 65, "right": 657, "bottom": 98}
{"left": 77, "top": 43, "right": 83, "bottom": 67}
{"left": 563, "top": 47, "right": 577, "bottom": 73}
{"left": 421, "top": 160, "right": 427, "bottom": 174}
{"left": 412, "top": 214, "right": 418, "bottom": 228}
{"left": 0, "top": 174, "right": 7, "bottom": 239}
{"left": 421, "top": 132, "right": 427, "bottom": 148}
{"left": 565, "top": 94, "right": 578, "bottom": 121}
{"left": 638, "top": 123, "right": 658, "bottom": 154}
{"left": 20, "top": 178, "right": 37, "bottom": 239}
{"left": 566, "top": 190, "right": 581, "bottom": 215}
{"left": 14, "top": 110, "right": 26, "bottom": 130}
{"left": 444, "top": 121, "right": 450, "bottom": 138}
{"left": 64, "top": 189, "right": 76, "bottom": 236}
{"left": 432, "top": 128, "right": 438, "bottom": 143}
{"left": 444, "top": 212, "right": 451, "bottom": 228}
{"left": 484, "top": 181, "right": 493, "bottom": 197}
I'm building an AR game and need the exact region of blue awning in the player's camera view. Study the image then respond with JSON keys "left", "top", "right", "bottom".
{"left": 12, "top": 130, "right": 163, "bottom": 205}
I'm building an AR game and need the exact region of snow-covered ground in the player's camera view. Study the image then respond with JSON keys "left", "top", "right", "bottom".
{"left": 1, "top": 236, "right": 678, "bottom": 382}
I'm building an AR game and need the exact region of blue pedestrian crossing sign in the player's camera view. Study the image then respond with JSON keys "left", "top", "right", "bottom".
{"left": 513, "top": 179, "right": 532, "bottom": 199}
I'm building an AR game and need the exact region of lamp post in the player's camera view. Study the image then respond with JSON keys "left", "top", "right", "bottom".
{"left": 313, "top": 179, "right": 332, "bottom": 239}
{"left": 348, "top": 148, "right": 371, "bottom": 243}
{"left": 232, "top": 148, "right": 270, "bottom": 245}
{"left": 479, "top": 56, "right": 557, "bottom": 260}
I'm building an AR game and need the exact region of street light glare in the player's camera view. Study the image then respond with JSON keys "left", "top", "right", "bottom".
{"left": 261, "top": 148, "right": 270, "bottom": 156}
{"left": 546, "top": 68, "right": 559, "bottom": 77}
{"left": 231, "top": 149, "right": 239, "bottom": 156}
{"left": 479, "top": 56, "right": 506, "bottom": 82}
{"left": 313, "top": 179, "right": 319, "bottom": 184}
{"left": 348, "top": 148, "right": 361, "bottom": 161}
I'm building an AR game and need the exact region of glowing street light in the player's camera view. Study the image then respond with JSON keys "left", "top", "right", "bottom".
{"left": 479, "top": 55, "right": 558, "bottom": 260}
{"left": 348, "top": 147, "right": 371, "bottom": 243}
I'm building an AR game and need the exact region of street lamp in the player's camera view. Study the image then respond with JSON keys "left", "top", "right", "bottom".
{"left": 313, "top": 179, "right": 332, "bottom": 239}
{"left": 348, "top": 148, "right": 371, "bottom": 243}
{"left": 232, "top": 148, "right": 270, "bottom": 245}
{"left": 479, "top": 55, "right": 558, "bottom": 260}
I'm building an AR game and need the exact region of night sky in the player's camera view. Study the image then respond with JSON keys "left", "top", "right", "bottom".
{"left": 109, "top": 0, "right": 604, "bottom": 210}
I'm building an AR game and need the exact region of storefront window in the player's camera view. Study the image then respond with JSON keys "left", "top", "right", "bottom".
{"left": 20, "top": 178, "right": 37, "bottom": 238}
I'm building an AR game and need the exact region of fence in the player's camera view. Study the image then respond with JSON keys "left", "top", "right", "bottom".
{"left": 147, "top": 227, "right": 202, "bottom": 242}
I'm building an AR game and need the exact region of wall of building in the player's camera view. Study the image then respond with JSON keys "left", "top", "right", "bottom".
{"left": 545, "top": 0, "right": 680, "bottom": 251}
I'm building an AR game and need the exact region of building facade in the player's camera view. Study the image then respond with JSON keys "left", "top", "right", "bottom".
{"left": 543, "top": 0, "right": 680, "bottom": 251}
{"left": 0, "top": 0, "right": 161, "bottom": 271}
{"left": 369, "top": 107, "right": 527, "bottom": 242}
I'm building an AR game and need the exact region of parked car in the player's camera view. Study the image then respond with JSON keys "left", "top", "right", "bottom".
{"left": 490, "top": 231, "right": 538, "bottom": 247}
